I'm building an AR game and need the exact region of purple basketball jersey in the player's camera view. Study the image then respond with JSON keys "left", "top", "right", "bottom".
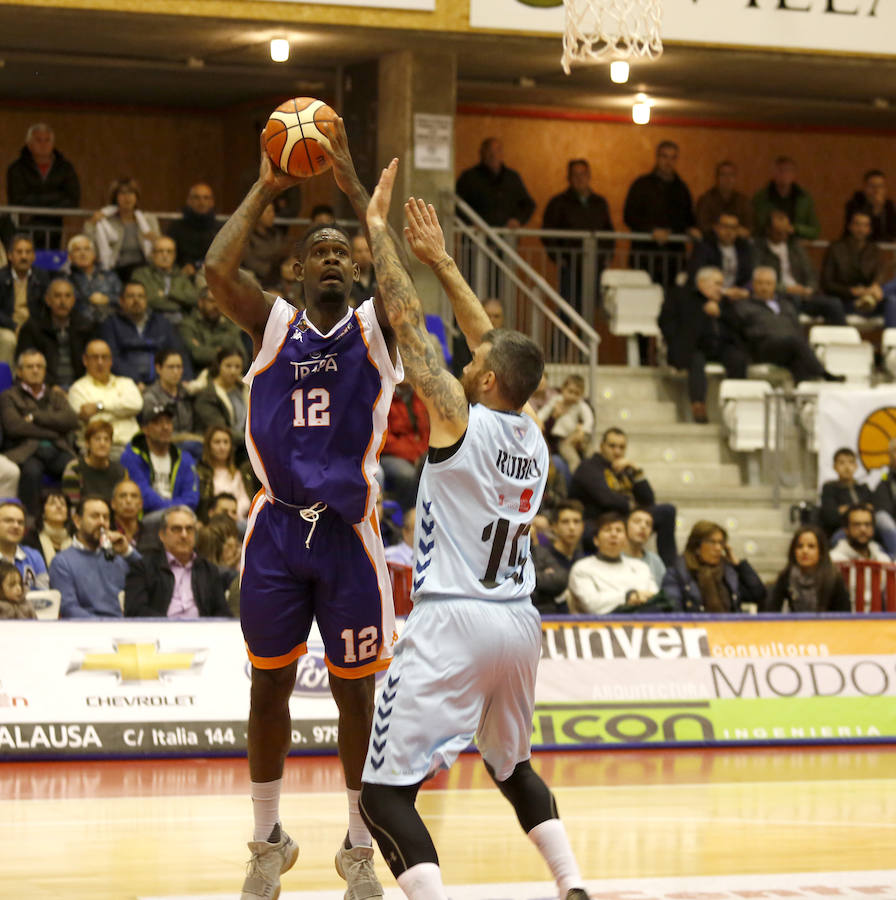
{"left": 244, "top": 297, "right": 402, "bottom": 523}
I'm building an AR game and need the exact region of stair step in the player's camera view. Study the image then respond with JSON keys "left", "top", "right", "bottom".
{"left": 649, "top": 462, "right": 743, "bottom": 489}
{"left": 595, "top": 399, "right": 679, "bottom": 425}
{"left": 614, "top": 438, "right": 731, "bottom": 465}
{"left": 675, "top": 507, "right": 792, "bottom": 530}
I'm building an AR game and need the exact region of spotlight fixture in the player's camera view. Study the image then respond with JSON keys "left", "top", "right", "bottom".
{"left": 610, "top": 61, "right": 630, "bottom": 84}
{"left": 632, "top": 92, "right": 651, "bottom": 125}
{"left": 270, "top": 38, "right": 289, "bottom": 63}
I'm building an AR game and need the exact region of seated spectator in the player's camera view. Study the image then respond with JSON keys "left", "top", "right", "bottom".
{"left": 570, "top": 426, "right": 677, "bottom": 565}
{"left": 723, "top": 267, "right": 841, "bottom": 385}
{"left": 0, "top": 499, "right": 49, "bottom": 589}
{"left": 820, "top": 211, "right": 891, "bottom": 325}
{"left": 196, "top": 425, "right": 256, "bottom": 524}
{"left": 384, "top": 508, "right": 415, "bottom": 568}
{"left": 872, "top": 437, "right": 896, "bottom": 555}
{"left": 194, "top": 346, "right": 248, "bottom": 449}
{"left": 537, "top": 374, "right": 594, "bottom": 476}
{"left": 661, "top": 520, "right": 766, "bottom": 612}
{"left": 64, "top": 234, "right": 122, "bottom": 322}
{"left": 15, "top": 277, "right": 96, "bottom": 387}
{"left": 831, "top": 503, "right": 891, "bottom": 563}
{"left": 754, "top": 210, "right": 845, "bottom": 325}
{"left": 206, "top": 492, "right": 238, "bottom": 523}
{"left": 0, "top": 348, "right": 78, "bottom": 511}
{"left": 381, "top": 382, "right": 430, "bottom": 510}
{"left": 0, "top": 234, "right": 49, "bottom": 362}
{"left": 110, "top": 477, "right": 148, "bottom": 551}
{"left": 0, "top": 216, "right": 12, "bottom": 267}
{"left": 166, "top": 182, "right": 220, "bottom": 275}
{"left": 50, "top": 495, "right": 135, "bottom": 618}
{"left": 376, "top": 493, "right": 401, "bottom": 548}
{"left": 568, "top": 511, "right": 657, "bottom": 614}
{"left": 62, "top": 419, "right": 127, "bottom": 506}
{"left": 120, "top": 403, "right": 199, "bottom": 526}
{"left": 350, "top": 231, "right": 377, "bottom": 304}
{"left": 532, "top": 499, "right": 585, "bottom": 615}
{"left": 243, "top": 203, "right": 289, "bottom": 290}
{"left": 124, "top": 505, "right": 231, "bottom": 618}
{"left": 309, "top": 203, "right": 336, "bottom": 226}
{"left": 142, "top": 348, "right": 200, "bottom": 448}
{"left": 68, "top": 339, "right": 143, "bottom": 453}
{"left": 0, "top": 560, "right": 34, "bottom": 619}
{"left": 275, "top": 255, "right": 301, "bottom": 304}
{"left": 687, "top": 212, "right": 753, "bottom": 299}
{"left": 659, "top": 267, "right": 747, "bottom": 424}
{"left": 752, "top": 156, "right": 820, "bottom": 239}
{"left": 695, "top": 160, "right": 752, "bottom": 238}
{"left": 177, "top": 285, "right": 246, "bottom": 376}
{"left": 625, "top": 507, "right": 666, "bottom": 586}
{"left": 196, "top": 511, "right": 241, "bottom": 607}
{"left": 84, "top": 176, "right": 161, "bottom": 283}
{"left": 843, "top": 169, "right": 896, "bottom": 243}
{"left": 820, "top": 446, "right": 874, "bottom": 537}
{"left": 767, "top": 525, "right": 850, "bottom": 613}
{"left": 101, "top": 281, "right": 192, "bottom": 388}
{"left": 131, "top": 236, "right": 199, "bottom": 323}
{"left": 23, "top": 489, "right": 72, "bottom": 568}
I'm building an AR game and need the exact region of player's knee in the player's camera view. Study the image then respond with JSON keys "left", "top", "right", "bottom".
{"left": 360, "top": 782, "right": 427, "bottom": 877}
{"left": 488, "top": 760, "right": 558, "bottom": 833}
{"left": 329, "top": 671, "right": 375, "bottom": 712}
{"left": 250, "top": 665, "right": 296, "bottom": 712}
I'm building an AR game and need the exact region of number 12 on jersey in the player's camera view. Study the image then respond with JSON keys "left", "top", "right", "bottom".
{"left": 292, "top": 388, "right": 330, "bottom": 427}
{"left": 480, "top": 518, "right": 529, "bottom": 588}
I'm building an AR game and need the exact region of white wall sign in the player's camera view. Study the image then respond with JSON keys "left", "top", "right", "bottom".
{"left": 414, "top": 113, "right": 453, "bottom": 171}
{"left": 470, "top": 0, "right": 895, "bottom": 56}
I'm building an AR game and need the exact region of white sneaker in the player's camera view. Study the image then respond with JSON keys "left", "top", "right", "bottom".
{"left": 241, "top": 831, "right": 299, "bottom": 900}
{"left": 335, "top": 840, "right": 384, "bottom": 900}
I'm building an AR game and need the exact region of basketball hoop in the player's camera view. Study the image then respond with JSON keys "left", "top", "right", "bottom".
{"left": 561, "top": 0, "right": 663, "bottom": 75}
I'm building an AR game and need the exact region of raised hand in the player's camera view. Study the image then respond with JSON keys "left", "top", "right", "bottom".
{"left": 403, "top": 197, "right": 448, "bottom": 267}
{"left": 318, "top": 117, "right": 360, "bottom": 198}
{"left": 257, "top": 131, "right": 307, "bottom": 195}
{"left": 367, "top": 159, "right": 399, "bottom": 232}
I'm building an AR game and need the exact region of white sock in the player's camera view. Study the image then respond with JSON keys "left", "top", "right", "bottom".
{"left": 397, "top": 862, "right": 449, "bottom": 899}
{"left": 251, "top": 778, "right": 282, "bottom": 842}
{"left": 346, "top": 788, "right": 372, "bottom": 847}
{"left": 527, "top": 819, "right": 583, "bottom": 898}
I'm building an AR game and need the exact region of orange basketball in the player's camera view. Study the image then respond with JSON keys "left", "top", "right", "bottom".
{"left": 263, "top": 97, "right": 337, "bottom": 178}
{"left": 857, "top": 406, "right": 896, "bottom": 470}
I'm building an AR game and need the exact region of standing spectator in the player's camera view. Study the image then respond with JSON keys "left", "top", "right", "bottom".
{"left": 623, "top": 140, "right": 701, "bottom": 288}
{"left": 84, "top": 177, "right": 161, "bottom": 283}
{"left": 0, "top": 348, "right": 78, "bottom": 511}
{"left": 142, "top": 348, "right": 199, "bottom": 447}
{"left": 570, "top": 426, "right": 677, "bottom": 565}
{"left": 0, "top": 561, "right": 34, "bottom": 619}
{"left": 131, "top": 236, "right": 199, "bottom": 323}
{"left": 120, "top": 403, "right": 199, "bottom": 525}
{"left": 752, "top": 156, "right": 820, "bottom": 240}
{"left": 380, "top": 382, "right": 430, "bottom": 511}
{"left": 193, "top": 346, "right": 248, "bottom": 448}
{"left": 383, "top": 508, "right": 415, "bottom": 568}
{"left": 625, "top": 507, "right": 666, "bottom": 586}
{"left": 541, "top": 159, "right": 614, "bottom": 312}
{"left": 754, "top": 210, "right": 845, "bottom": 325}
{"left": 695, "top": 160, "right": 753, "bottom": 237}
{"left": 242, "top": 203, "right": 289, "bottom": 290}
{"left": 350, "top": 231, "right": 377, "bottom": 305}
{"left": 65, "top": 234, "right": 122, "bottom": 322}
{"left": 821, "top": 211, "right": 891, "bottom": 324}
{"left": 0, "top": 500, "right": 48, "bottom": 589}
{"left": 455, "top": 137, "right": 535, "bottom": 230}
{"left": 67, "top": 338, "right": 143, "bottom": 453}
{"left": 124, "top": 505, "right": 231, "bottom": 618}
{"left": 166, "top": 182, "right": 221, "bottom": 275}
{"left": 532, "top": 499, "right": 585, "bottom": 615}
{"left": 843, "top": 169, "right": 896, "bottom": 243}
{"left": 177, "top": 285, "right": 245, "bottom": 376}
{"left": 50, "top": 496, "right": 136, "bottom": 618}
{"left": 61, "top": 419, "right": 127, "bottom": 506}
{"left": 537, "top": 373, "right": 594, "bottom": 477}
{"left": 100, "top": 281, "right": 191, "bottom": 387}
{"left": 0, "top": 235, "right": 49, "bottom": 360}
{"left": 195, "top": 425, "right": 256, "bottom": 524}
{"left": 568, "top": 511, "right": 657, "bottom": 614}
{"left": 767, "top": 525, "right": 850, "bottom": 613}
{"left": 831, "top": 503, "right": 891, "bottom": 563}
{"left": 659, "top": 267, "right": 747, "bottom": 423}
{"left": 109, "top": 477, "right": 146, "bottom": 551}
{"left": 15, "top": 277, "right": 96, "bottom": 387}
{"left": 661, "top": 520, "right": 766, "bottom": 612}
{"left": 686, "top": 213, "right": 753, "bottom": 298}
{"left": 23, "top": 489, "right": 72, "bottom": 569}
{"left": 5, "top": 123, "right": 80, "bottom": 249}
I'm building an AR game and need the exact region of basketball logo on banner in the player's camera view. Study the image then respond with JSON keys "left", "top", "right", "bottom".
{"left": 858, "top": 407, "right": 896, "bottom": 471}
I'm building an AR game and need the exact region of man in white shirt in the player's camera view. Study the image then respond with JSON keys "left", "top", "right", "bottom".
{"left": 830, "top": 504, "right": 891, "bottom": 563}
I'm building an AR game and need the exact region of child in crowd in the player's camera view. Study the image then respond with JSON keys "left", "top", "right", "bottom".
{"left": 538, "top": 374, "right": 594, "bottom": 476}
{"left": 0, "top": 561, "right": 34, "bottom": 619}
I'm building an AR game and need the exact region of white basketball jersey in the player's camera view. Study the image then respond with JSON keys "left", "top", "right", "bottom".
{"left": 411, "top": 403, "right": 548, "bottom": 603}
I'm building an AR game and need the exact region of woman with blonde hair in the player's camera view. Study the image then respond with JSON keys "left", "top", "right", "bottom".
{"left": 661, "top": 519, "right": 766, "bottom": 612}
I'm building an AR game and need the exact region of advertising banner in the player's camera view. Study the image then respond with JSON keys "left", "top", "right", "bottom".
{"left": 1, "top": 617, "right": 894, "bottom": 759}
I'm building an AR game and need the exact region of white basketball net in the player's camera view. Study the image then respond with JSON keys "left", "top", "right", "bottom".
{"left": 561, "top": 0, "right": 663, "bottom": 74}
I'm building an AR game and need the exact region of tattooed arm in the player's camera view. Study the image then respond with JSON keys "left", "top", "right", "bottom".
{"left": 205, "top": 134, "right": 305, "bottom": 356}
{"left": 367, "top": 160, "right": 468, "bottom": 447}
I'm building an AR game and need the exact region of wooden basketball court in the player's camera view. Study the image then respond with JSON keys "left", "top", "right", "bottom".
{"left": 3, "top": 746, "right": 895, "bottom": 899}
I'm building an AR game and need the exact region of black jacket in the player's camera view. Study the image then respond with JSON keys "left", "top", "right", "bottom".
{"left": 659, "top": 286, "right": 742, "bottom": 370}
{"left": 6, "top": 146, "right": 80, "bottom": 212}
{"left": 766, "top": 567, "right": 851, "bottom": 613}
{"left": 125, "top": 548, "right": 232, "bottom": 618}
{"left": 843, "top": 190, "right": 896, "bottom": 242}
{"left": 166, "top": 207, "right": 222, "bottom": 269}
{"left": 541, "top": 188, "right": 613, "bottom": 256}
{"left": 820, "top": 480, "right": 873, "bottom": 534}
{"left": 0, "top": 266, "right": 50, "bottom": 331}
{"left": 723, "top": 295, "right": 803, "bottom": 345}
{"left": 569, "top": 452, "right": 655, "bottom": 521}
{"left": 687, "top": 234, "right": 754, "bottom": 288}
{"left": 623, "top": 170, "right": 696, "bottom": 235}
{"left": 455, "top": 163, "right": 536, "bottom": 228}
{"left": 532, "top": 542, "right": 584, "bottom": 614}
{"left": 660, "top": 556, "right": 766, "bottom": 613}
{"left": 873, "top": 470, "right": 896, "bottom": 519}
{"left": 16, "top": 307, "right": 96, "bottom": 386}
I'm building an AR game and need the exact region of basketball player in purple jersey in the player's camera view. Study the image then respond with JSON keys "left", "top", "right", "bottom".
{"left": 205, "top": 127, "right": 402, "bottom": 900}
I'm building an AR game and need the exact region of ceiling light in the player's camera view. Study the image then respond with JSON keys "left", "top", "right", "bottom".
{"left": 270, "top": 38, "right": 289, "bottom": 63}
{"left": 610, "top": 61, "right": 629, "bottom": 84}
{"left": 632, "top": 92, "right": 651, "bottom": 125}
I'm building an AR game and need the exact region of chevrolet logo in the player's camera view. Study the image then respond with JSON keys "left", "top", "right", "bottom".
{"left": 69, "top": 641, "right": 206, "bottom": 683}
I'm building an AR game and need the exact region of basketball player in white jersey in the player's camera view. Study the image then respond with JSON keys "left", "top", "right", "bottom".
{"left": 354, "top": 155, "right": 591, "bottom": 899}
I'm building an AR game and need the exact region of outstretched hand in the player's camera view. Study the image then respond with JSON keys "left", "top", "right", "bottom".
{"left": 318, "top": 117, "right": 359, "bottom": 197}
{"left": 257, "top": 131, "right": 307, "bottom": 194}
{"left": 403, "top": 197, "right": 448, "bottom": 267}
{"left": 367, "top": 159, "right": 399, "bottom": 231}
